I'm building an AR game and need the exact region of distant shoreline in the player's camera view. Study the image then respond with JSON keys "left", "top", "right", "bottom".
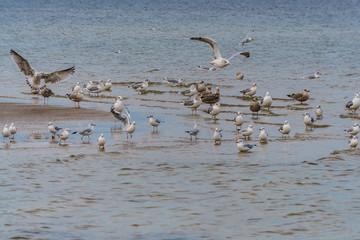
{"left": 0, "top": 102, "right": 114, "bottom": 133}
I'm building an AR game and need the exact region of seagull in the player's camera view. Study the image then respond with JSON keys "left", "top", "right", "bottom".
{"left": 240, "top": 83, "right": 257, "bottom": 97}
{"left": 83, "top": 81, "right": 94, "bottom": 90}
{"left": 185, "top": 124, "right": 200, "bottom": 141}
{"left": 250, "top": 98, "right": 261, "bottom": 118}
{"left": 10, "top": 49, "right": 75, "bottom": 91}
{"left": 279, "top": 120, "right": 291, "bottom": 137}
{"left": 303, "top": 112, "right": 315, "bottom": 130}
{"left": 259, "top": 127, "right": 268, "bottom": 143}
{"left": 240, "top": 125, "right": 253, "bottom": 139}
{"left": 234, "top": 111, "right": 244, "bottom": 130}
{"left": 72, "top": 82, "right": 81, "bottom": 93}
{"left": 190, "top": 37, "right": 250, "bottom": 68}
{"left": 179, "top": 84, "right": 197, "bottom": 97}
{"left": 66, "top": 90, "right": 84, "bottom": 108}
{"left": 236, "top": 139, "right": 256, "bottom": 152}
{"left": 48, "top": 122, "right": 62, "bottom": 140}
{"left": 128, "top": 79, "right": 149, "bottom": 94}
{"left": 236, "top": 72, "right": 244, "bottom": 80}
{"left": 182, "top": 93, "right": 202, "bottom": 114}
{"left": 163, "top": 77, "right": 186, "bottom": 86}
{"left": 9, "top": 123, "right": 17, "bottom": 140}
{"left": 113, "top": 96, "right": 125, "bottom": 112}
{"left": 147, "top": 115, "right": 164, "bottom": 131}
{"left": 97, "top": 133, "right": 106, "bottom": 150}
{"left": 104, "top": 79, "right": 112, "bottom": 90}
{"left": 2, "top": 124, "right": 10, "bottom": 142}
{"left": 349, "top": 136, "right": 358, "bottom": 149}
{"left": 196, "top": 80, "right": 206, "bottom": 92}
{"left": 87, "top": 80, "right": 104, "bottom": 96}
{"left": 40, "top": 86, "right": 54, "bottom": 105}
{"left": 197, "top": 65, "right": 216, "bottom": 71}
{"left": 315, "top": 105, "right": 323, "bottom": 119}
{"left": 303, "top": 72, "right": 321, "bottom": 79}
{"left": 261, "top": 92, "right": 272, "bottom": 110}
{"left": 201, "top": 86, "right": 220, "bottom": 104}
{"left": 346, "top": 93, "right": 360, "bottom": 114}
{"left": 206, "top": 102, "right": 221, "bottom": 119}
{"left": 213, "top": 128, "right": 222, "bottom": 144}
{"left": 287, "top": 89, "right": 310, "bottom": 104}
{"left": 72, "top": 123, "right": 96, "bottom": 143}
{"left": 240, "top": 29, "right": 255, "bottom": 46}
{"left": 58, "top": 128, "right": 71, "bottom": 145}
{"left": 345, "top": 123, "right": 360, "bottom": 136}
{"left": 111, "top": 107, "right": 136, "bottom": 138}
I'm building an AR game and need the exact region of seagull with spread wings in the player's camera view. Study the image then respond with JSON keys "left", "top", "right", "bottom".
{"left": 10, "top": 49, "right": 75, "bottom": 93}
{"left": 190, "top": 37, "right": 250, "bottom": 68}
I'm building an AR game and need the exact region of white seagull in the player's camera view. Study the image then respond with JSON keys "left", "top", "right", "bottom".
{"left": 179, "top": 84, "right": 197, "bottom": 97}
{"left": 206, "top": 102, "right": 221, "bottom": 119}
{"left": 279, "top": 120, "right": 291, "bottom": 137}
{"left": 240, "top": 124, "right": 253, "bottom": 139}
{"left": 163, "top": 77, "right": 186, "bottom": 86}
{"left": 303, "top": 72, "right": 321, "bottom": 79}
{"left": 259, "top": 127, "right": 268, "bottom": 143}
{"left": 147, "top": 115, "right": 164, "bottom": 131}
{"left": 129, "top": 79, "right": 149, "bottom": 94}
{"left": 182, "top": 93, "right": 202, "bottom": 114}
{"left": 73, "top": 123, "right": 96, "bottom": 143}
{"left": 303, "top": 112, "right": 315, "bottom": 130}
{"left": 10, "top": 49, "right": 75, "bottom": 91}
{"left": 349, "top": 136, "right": 358, "bottom": 149}
{"left": 190, "top": 37, "right": 250, "bottom": 68}
{"left": 236, "top": 139, "right": 256, "bottom": 152}
{"left": 234, "top": 111, "right": 244, "bottom": 130}
{"left": 97, "top": 133, "right": 106, "bottom": 150}
{"left": 345, "top": 123, "right": 360, "bottom": 136}
{"left": 58, "top": 128, "right": 71, "bottom": 145}
{"left": 2, "top": 124, "right": 10, "bottom": 142}
{"left": 111, "top": 107, "right": 136, "bottom": 138}
{"left": 9, "top": 123, "right": 17, "bottom": 140}
{"left": 104, "top": 79, "right": 112, "bottom": 90}
{"left": 346, "top": 93, "right": 360, "bottom": 114}
{"left": 315, "top": 105, "right": 323, "bottom": 119}
{"left": 48, "top": 122, "right": 62, "bottom": 139}
{"left": 213, "top": 128, "right": 222, "bottom": 144}
{"left": 261, "top": 92, "right": 272, "bottom": 110}
{"left": 240, "top": 83, "right": 257, "bottom": 97}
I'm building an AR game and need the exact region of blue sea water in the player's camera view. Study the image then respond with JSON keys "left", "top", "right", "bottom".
{"left": 1, "top": 0, "right": 360, "bottom": 239}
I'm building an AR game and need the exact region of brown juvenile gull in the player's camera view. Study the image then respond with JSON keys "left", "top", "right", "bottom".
{"left": 66, "top": 90, "right": 84, "bottom": 108}
{"left": 196, "top": 80, "right": 206, "bottom": 92}
{"left": 201, "top": 86, "right": 220, "bottom": 104}
{"left": 250, "top": 98, "right": 261, "bottom": 118}
{"left": 40, "top": 86, "right": 54, "bottom": 105}
{"left": 287, "top": 89, "right": 310, "bottom": 104}
{"left": 190, "top": 37, "right": 249, "bottom": 68}
{"left": 10, "top": 49, "right": 75, "bottom": 92}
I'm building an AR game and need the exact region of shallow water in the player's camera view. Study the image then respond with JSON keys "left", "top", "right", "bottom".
{"left": 1, "top": 0, "right": 360, "bottom": 239}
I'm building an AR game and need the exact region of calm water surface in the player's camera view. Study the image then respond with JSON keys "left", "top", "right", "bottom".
{"left": 1, "top": 0, "right": 360, "bottom": 239}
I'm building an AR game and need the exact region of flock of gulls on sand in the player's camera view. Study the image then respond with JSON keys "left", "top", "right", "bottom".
{"left": 3, "top": 29, "right": 359, "bottom": 152}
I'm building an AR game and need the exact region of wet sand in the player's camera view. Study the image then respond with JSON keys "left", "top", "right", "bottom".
{"left": 0, "top": 102, "right": 114, "bottom": 133}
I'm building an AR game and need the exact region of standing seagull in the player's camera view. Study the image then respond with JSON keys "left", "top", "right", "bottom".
{"left": 58, "top": 128, "right": 71, "bottom": 145}
{"left": 345, "top": 123, "right": 360, "bottom": 136}
{"left": 303, "top": 112, "right": 315, "bottom": 130}
{"left": 185, "top": 124, "right": 200, "bottom": 141}
{"left": 9, "top": 123, "right": 17, "bottom": 140}
{"left": 348, "top": 136, "right": 358, "bottom": 149}
{"left": 259, "top": 127, "right": 268, "bottom": 143}
{"left": 66, "top": 90, "right": 84, "bottom": 108}
{"left": 128, "top": 79, "right": 149, "bottom": 94}
{"left": 190, "top": 37, "right": 249, "bottom": 68}
{"left": 315, "top": 105, "right": 323, "bottom": 119}
{"left": 346, "top": 93, "right": 360, "bottom": 114}
{"left": 179, "top": 84, "right": 197, "bottom": 97}
{"left": 2, "top": 124, "right": 10, "bottom": 142}
{"left": 72, "top": 123, "right": 96, "bottom": 143}
{"left": 97, "top": 133, "right": 106, "bottom": 150}
{"left": 287, "top": 89, "right": 310, "bottom": 104}
{"left": 240, "top": 83, "right": 257, "bottom": 97}
{"left": 182, "top": 93, "right": 202, "bottom": 114}
{"left": 163, "top": 77, "right": 186, "bottom": 86}
{"left": 236, "top": 139, "right": 256, "bottom": 152}
{"left": 213, "top": 128, "right": 222, "bottom": 145}
{"left": 206, "top": 102, "right": 221, "bottom": 119}
{"left": 147, "top": 115, "right": 164, "bottom": 132}
{"left": 240, "top": 29, "right": 255, "bottom": 46}
{"left": 261, "top": 92, "right": 272, "bottom": 110}
{"left": 104, "top": 79, "right": 112, "bottom": 90}
{"left": 40, "top": 86, "right": 54, "bottom": 105}
{"left": 250, "top": 98, "right": 261, "bottom": 119}
{"left": 279, "top": 120, "right": 291, "bottom": 137}
{"left": 303, "top": 72, "right": 321, "bottom": 79}
{"left": 240, "top": 125, "right": 253, "bottom": 139}
{"left": 10, "top": 49, "right": 75, "bottom": 91}
{"left": 234, "top": 111, "right": 244, "bottom": 130}
{"left": 111, "top": 107, "right": 136, "bottom": 139}
{"left": 48, "top": 122, "right": 62, "bottom": 140}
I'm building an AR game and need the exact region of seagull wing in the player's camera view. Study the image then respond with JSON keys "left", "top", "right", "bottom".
{"left": 42, "top": 66, "right": 75, "bottom": 83}
{"left": 10, "top": 49, "right": 35, "bottom": 77}
{"left": 190, "top": 37, "right": 221, "bottom": 60}
{"left": 183, "top": 99, "right": 194, "bottom": 106}
{"left": 240, "top": 29, "right": 254, "bottom": 45}
{"left": 228, "top": 51, "right": 250, "bottom": 61}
